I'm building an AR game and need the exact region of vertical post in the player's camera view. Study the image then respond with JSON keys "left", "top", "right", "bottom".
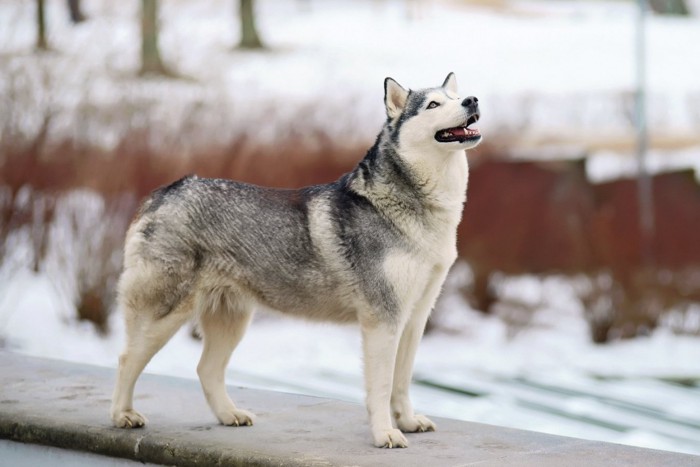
{"left": 635, "top": 0, "right": 654, "bottom": 264}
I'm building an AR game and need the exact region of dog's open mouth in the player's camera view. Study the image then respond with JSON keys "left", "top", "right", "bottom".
{"left": 435, "top": 114, "right": 481, "bottom": 143}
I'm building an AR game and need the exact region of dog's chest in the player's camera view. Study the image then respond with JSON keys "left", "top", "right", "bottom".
{"left": 416, "top": 215, "right": 460, "bottom": 266}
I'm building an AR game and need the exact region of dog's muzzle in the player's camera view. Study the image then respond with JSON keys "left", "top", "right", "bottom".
{"left": 435, "top": 97, "right": 481, "bottom": 143}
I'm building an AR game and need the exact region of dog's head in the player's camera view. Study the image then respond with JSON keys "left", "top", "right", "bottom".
{"left": 384, "top": 73, "right": 481, "bottom": 152}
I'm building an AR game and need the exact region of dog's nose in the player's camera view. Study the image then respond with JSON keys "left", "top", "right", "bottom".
{"left": 462, "top": 96, "right": 479, "bottom": 108}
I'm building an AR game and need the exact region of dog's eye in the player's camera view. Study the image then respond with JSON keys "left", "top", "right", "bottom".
{"left": 427, "top": 101, "right": 440, "bottom": 109}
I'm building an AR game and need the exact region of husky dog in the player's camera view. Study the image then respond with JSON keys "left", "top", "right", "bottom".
{"left": 111, "top": 73, "right": 481, "bottom": 448}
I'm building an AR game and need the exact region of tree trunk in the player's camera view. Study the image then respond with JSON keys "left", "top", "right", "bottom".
{"left": 648, "top": 0, "right": 690, "bottom": 15}
{"left": 238, "top": 0, "right": 264, "bottom": 49}
{"left": 67, "top": 0, "right": 87, "bottom": 24}
{"left": 140, "top": 0, "right": 168, "bottom": 75}
{"left": 36, "top": 0, "right": 48, "bottom": 50}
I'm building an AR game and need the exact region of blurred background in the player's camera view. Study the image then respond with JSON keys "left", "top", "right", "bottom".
{"left": 1, "top": 0, "right": 699, "bottom": 456}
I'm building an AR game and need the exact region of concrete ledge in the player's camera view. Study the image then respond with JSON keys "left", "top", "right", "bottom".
{"left": 1, "top": 352, "right": 698, "bottom": 466}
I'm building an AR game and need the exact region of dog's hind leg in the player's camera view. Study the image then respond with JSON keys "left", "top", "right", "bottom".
{"left": 360, "top": 318, "right": 408, "bottom": 448}
{"left": 111, "top": 301, "right": 191, "bottom": 429}
{"left": 197, "top": 294, "right": 255, "bottom": 427}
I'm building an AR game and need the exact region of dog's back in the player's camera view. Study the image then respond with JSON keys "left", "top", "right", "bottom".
{"left": 122, "top": 173, "right": 404, "bottom": 323}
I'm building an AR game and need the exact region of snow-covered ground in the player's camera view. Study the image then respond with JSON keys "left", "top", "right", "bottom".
{"left": 2, "top": 0, "right": 700, "bottom": 155}
{"left": 2, "top": 265, "right": 700, "bottom": 455}
{"left": 2, "top": 0, "right": 700, "bottom": 458}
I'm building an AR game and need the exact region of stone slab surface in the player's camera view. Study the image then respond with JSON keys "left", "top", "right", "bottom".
{"left": 1, "top": 351, "right": 698, "bottom": 466}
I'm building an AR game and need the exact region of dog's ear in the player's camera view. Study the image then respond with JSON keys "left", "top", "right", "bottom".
{"left": 442, "top": 72, "right": 458, "bottom": 93}
{"left": 384, "top": 77, "right": 408, "bottom": 119}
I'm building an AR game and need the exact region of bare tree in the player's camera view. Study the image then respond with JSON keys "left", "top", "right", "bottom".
{"left": 35, "top": 0, "right": 88, "bottom": 52}
{"left": 67, "top": 0, "right": 87, "bottom": 24}
{"left": 36, "top": 0, "right": 48, "bottom": 50}
{"left": 140, "top": 0, "right": 169, "bottom": 75}
{"left": 237, "top": 0, "right": 264, "bottom": 49}
{"left": 648, "top": 0, "right": 690, "bottom": 15}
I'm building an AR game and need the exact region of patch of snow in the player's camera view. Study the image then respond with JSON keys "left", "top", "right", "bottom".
{"left": 3, "top": 261, "right": 700, "bottom": 455}
{"left": 587, "top": 146, "right": 700, "bottom": 183}
{"left": 1, "top": 0, "right": 700, "bottom": 158}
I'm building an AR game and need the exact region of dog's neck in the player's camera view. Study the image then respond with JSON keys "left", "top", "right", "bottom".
{"left": 347, "top": 135, "right": 469, "bottom": 225}
{"left": 395, "top": 144, "right": 469, "bottom": 210}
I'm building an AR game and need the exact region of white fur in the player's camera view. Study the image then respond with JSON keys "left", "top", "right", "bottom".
{"left": 358, "top": 76, "right": 477, "bottom": 447}
{"left": 385, "top": 78, "right": 409, "bottom": 120}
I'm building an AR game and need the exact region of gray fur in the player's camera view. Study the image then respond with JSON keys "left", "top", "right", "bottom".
{"left": 111, "top": 73, "right": 482, "bottom": 448}
{"left": 131, "top": 172, "right": 406, "bottom": 322}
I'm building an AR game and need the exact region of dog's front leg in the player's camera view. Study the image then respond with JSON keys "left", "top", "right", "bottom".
{"left": 391, "top": 307, "right": 436, "bottom": 434}
{"left": 390, "top": 268, "right": 447, "bottom": 434}
{"left": 360, "top": 319, "right": 407, "bottom": 448}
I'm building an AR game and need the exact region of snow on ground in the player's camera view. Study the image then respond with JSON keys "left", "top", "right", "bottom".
{"left": 1, "top": 0, "right": 700, "bottom": 155}
{"left": 2, "top": 260, "right": 700, "bottom": 455}
{"left": 587, "top": 146, "right": 700, "bottom": 183}
{"left": 1, "top": 0, "right": 700, "bottom": 457}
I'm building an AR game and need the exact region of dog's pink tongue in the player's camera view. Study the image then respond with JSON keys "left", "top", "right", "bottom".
{"left": 450, "top": 127, "right": 480, "bottom": 137}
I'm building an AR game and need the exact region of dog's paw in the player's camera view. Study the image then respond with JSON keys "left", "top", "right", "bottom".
{"left": 112, "top": 409, "right": 147, "bottom": 429}
{"left": 217, "top": 408, "right": 255, "bottom": 427}
{"left": 397, "top": 414, "right": 436, "bottom": 433}
{"left": 373, "top": 428, "right": 408, "bottom": 449}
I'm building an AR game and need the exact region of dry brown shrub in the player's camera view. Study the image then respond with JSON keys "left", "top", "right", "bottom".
{"left": 0, "top": 123, "right": 366, "bottom": 331}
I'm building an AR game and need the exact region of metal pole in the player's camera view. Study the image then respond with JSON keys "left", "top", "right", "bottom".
{"left": 636, "top": 0, "right": 655, "bottom": 264}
